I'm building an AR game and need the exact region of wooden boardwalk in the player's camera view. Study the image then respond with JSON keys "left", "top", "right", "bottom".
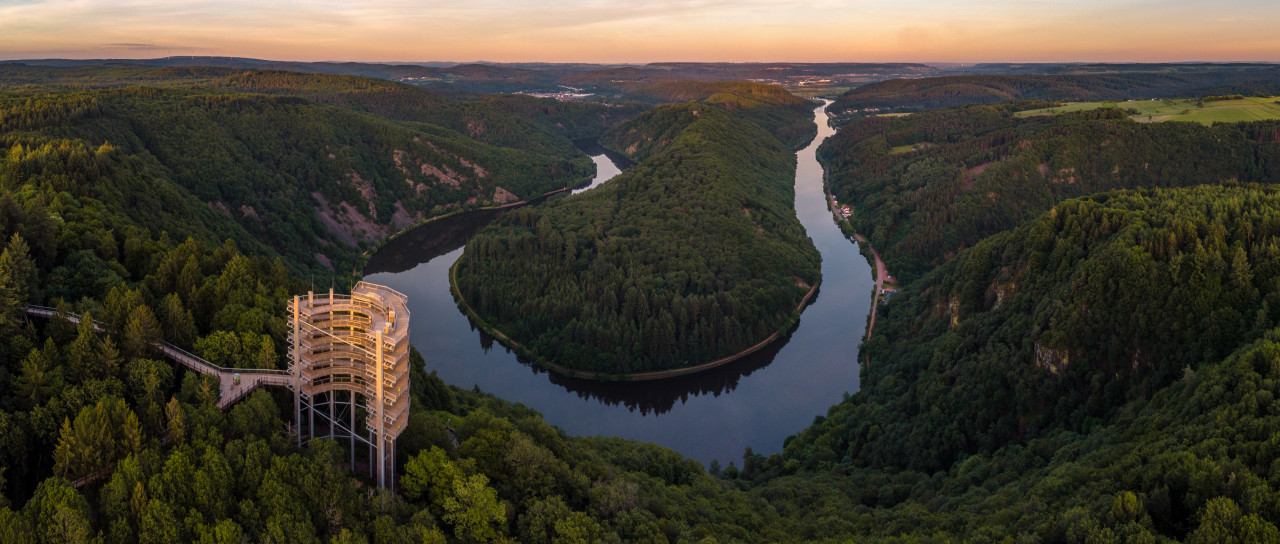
{"left": 25, "top": 306, "right": 291, "bottom": 409}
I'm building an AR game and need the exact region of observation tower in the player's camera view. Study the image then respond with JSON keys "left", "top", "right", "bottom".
{"left": 287, "top": 282, "right": 410, "bottom": 489}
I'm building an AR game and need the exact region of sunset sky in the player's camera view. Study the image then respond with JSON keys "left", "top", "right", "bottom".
{"left": 1, "top": 0, "right": 1277, "bottom": 63}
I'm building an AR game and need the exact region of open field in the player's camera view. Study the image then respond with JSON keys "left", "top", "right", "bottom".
{"left": 791, "top": 85, "right": 854, "bottom": 98}
{"left": 889, "top": 141, "right": 933, "bottom": 154}
{"left": 1015, "top": 96, "right": 1280, "bottom": 124}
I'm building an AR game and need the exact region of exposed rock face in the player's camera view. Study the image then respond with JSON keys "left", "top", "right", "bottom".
{"left": 493, "top": 187, "right": 518, "bottom": 205}
{"left": 312, "top": 191, "right": 424, "bottom": 247}
{"left": 312, "top": 192, "right": 380, "bottom": 246}
{"left": 459, "top": 157, "right": 488, "bottom": 178}
{"left": 345, "top": 169, "right": 379, "bottom": 219}
{"left": 310, "top": 144, "right": 496, "bottom": 248}
{"left": 1035, "top": 342, "right": 1070, "bottom": 375}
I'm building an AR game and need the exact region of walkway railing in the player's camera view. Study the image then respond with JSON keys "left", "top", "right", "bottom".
{"left": 25, "top": 305, "right": 291, "bottom": 409}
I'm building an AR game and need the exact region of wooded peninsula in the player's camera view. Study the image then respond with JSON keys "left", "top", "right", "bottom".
{"left": 453, "top": 83, "right": 821, "bottom": 375}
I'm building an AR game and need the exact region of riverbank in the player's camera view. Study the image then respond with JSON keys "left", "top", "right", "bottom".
{"left": 823, "top": 192, "right": 896, "bottom": 349}
{"left": 362, "top": 100, "right": 868, "bottom": 465}
{"left": 356, "top": 185, "right": 574, "bottom": 274}
{"left": 450, "top": 257, "right": 820, "bottom": 381}
{"left": 852, "top": 232, "right": 895, "bottom": 339}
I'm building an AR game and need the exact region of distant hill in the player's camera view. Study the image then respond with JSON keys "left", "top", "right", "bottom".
{"left": 1, "top": 58, "right": 942, "bottom": 95}
{"left": 829, "top": 71, "right": 1280, "bottom": 122}
{"left": 0, "top": 67, "right": 626, "bottom": 275}
{"left": 818, "top": 102, "right": 1280, "bottom": 282}
{"left": 614, "top": 81, "right": 818, "bottom": 149}
{"left": 954, "top": 62, "right": 1280, "bottom": 75}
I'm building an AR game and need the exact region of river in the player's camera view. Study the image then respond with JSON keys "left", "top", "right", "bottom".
{"left": 363, "top": 101, "right": 875, "bottom": 466}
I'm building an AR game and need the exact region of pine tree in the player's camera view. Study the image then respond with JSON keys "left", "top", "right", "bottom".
{"left": 165, "top": 397, "right": 185, "bottom": 446}
{"left": 97, "top": 336, "right": 122, "bottom": 378}
{"left": 64, "top": 312, "right": 97, "bottom": 383}
{"left": 0, "top": 233, "right": 37, "bottom": 305}
{"left": 123, "top": 305, "right": 160, "bottom": 359}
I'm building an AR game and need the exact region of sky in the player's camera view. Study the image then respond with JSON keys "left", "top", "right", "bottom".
{"left": 0, "top": 0, "right": 1278, "bottom": 63}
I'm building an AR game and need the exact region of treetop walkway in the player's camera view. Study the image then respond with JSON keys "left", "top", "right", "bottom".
{"left": 24, "top": 305, "right": 291, "bottom": 409}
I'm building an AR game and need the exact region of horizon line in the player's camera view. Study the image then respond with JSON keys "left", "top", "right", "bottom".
{"left": 1, "top": 56, "right": 1279, "bottom": 67}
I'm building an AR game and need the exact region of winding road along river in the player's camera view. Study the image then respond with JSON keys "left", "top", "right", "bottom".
{"left": 364, "top": 101, "right": 875, "bottom": 466}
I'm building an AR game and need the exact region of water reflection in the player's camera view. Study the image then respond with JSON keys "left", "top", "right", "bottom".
{"left": 365, "top": 108, "right": 873, "bottom": 466}
{"left": 366, "top": 210, "right": 500, "bottom": 275}
{"left": 369, "top": 182, "right": 809, "bottom": 416}
{"left": 540, "top": 322, "right": 798, "bottom": 415}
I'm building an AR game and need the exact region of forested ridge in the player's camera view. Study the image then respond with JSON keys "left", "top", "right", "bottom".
{"left": 618, "top": 81, "right": 819, "bottom": 149}
{"left": 0, "top": 68, "right": 630, "bottom": 274}
{"left": 829, "top": 71, "right": 1280, "bottom": 121}
{"left": 11, "top": 63, "right": 1280, "bottom": 544}
{"left": 819, "top": 101, "right": 1280, "bottom": 282}
{"left": 760, "top": 185, "right": 1280, "bottom": 541}
{"left": 13, "top": 159, "right": 1280, "bottom": 541}
{"left": 454, "top": 98, "right": 820, "bottom": 375}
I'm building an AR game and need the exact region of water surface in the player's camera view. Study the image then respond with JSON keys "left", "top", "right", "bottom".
{"left": 365, "top": 103, "right": 874, "bottom": 465}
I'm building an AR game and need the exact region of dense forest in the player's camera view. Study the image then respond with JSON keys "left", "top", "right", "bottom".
{"left": 454, "top": 95, "right": 820, "bottom": 375}
{"left": 12, "top": 62, "right": 1280, "bottom": 543}
{"left": 762, "top": 185, "right": 1280, "bottom": 540}
{"left": 0, "top": 71, "right": 809, "bottom": 541}
{"left": 819, "top": 102, "right": 1280, "bottom": 282}
{"left": 618, "top": 81, "right": 818, "bottom": 149}
{"left": 0, "top": 68, "right": 637, "bottom": 274}
{"left": 829, "top": 71, "right": 1280, "bottom": 121}
{"left": 11, "top": 172, "right": 1280, "bottom": 541}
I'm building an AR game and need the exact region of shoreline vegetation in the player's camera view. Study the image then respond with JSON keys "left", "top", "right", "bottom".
{"left": 817, "top": 153, "right": 895, "bottom": 356}
{"left": 356, "top": 185, "right": 576, "bottom": 273}
{"left": 15, "top": 61, "right": 1280, "bottom": 542}
{"left": 451, "top": 85, "right": 822, "bottom": 376}
{"left": 449, "top": 257, "right": 820, "bottom": 380}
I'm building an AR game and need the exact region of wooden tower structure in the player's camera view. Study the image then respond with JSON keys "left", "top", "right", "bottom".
{"left": 287, "top": 281, "right": 410, "bottom": 489}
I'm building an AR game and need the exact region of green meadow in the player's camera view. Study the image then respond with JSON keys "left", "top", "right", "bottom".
{"left": 1015, "top": 96, "right": 1280, "bottom": 124}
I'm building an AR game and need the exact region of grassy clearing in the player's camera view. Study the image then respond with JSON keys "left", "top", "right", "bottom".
{"left": 1015, "top": 96, "right": 1280, "bottom": 125}
{"left": 791, "top": 85, "right": 854, "bottom": 99}
{"left": 890, "top": 142, "right": 933, "bottom": 154}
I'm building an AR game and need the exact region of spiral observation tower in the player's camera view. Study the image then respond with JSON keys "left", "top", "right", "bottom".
{"left": 288, "top": 282, "right": 410, "bottom": 489}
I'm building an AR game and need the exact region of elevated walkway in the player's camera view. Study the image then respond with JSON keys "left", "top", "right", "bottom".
{"left": 25, "top": 306, "right": 291, "bottom": 409}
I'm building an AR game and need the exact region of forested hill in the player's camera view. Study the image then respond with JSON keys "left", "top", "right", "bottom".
{"left": 454, "top": 100, "right": 820, "bottom": 375}
{"left": 754, "top": 185, "right": 1280, "bottom": 540}
{"left": 207, "top": 70, "right": 647, "bottom": 146}
{"left": 624, "top": 81, "right": 812, "bottom": 107}
{"left": 613, "top": 81, "right": 819, "bottom": 150}
{"left": 0, "top": 65, "right": 645, "bottom": 156}
{"left": 829, "top": 71, "right": 1280, "bottom": 122}
{"left": 818, "top": 102, "right": 1280, "bottom": 282}
{"left": 0, "top": 75, "right": 613, "bottom": 274}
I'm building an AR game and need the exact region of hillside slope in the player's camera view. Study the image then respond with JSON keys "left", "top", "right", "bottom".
{"left": 830, "top": 71, "right": 1280, "bottom": 122}
{"left": 455, "top": 100, "right": 820, "bottom": 375}
{"left": 1, "top": 83, "right": 600, "bottom": 273}
{"left": 752, "top": 185, "right": 1280, "bottom": 540}
{"left": 616, "top": 81, "right": 819, "bottom": 149}
{"left": 819, "top": 102, "right": 1280, "bottom": 282}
